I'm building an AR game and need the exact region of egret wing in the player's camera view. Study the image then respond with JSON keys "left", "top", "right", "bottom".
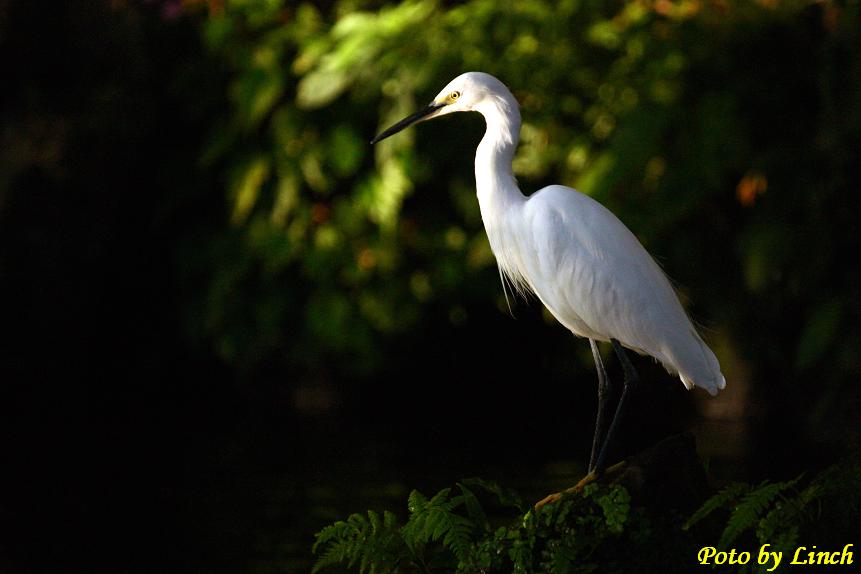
{"left": 520, "top": 185, "right": 724, "bottom": 394}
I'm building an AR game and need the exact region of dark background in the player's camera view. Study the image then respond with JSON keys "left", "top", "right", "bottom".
{"left": 2, "top": 1, "right": 859, "bottom": 572}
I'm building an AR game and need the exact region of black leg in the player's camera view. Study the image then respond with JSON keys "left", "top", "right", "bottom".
{"left": 588, "top": 339, "right": 613, "bottom": 473}
{"left": 591, "top": 338, "right": 639, "bottom": 476}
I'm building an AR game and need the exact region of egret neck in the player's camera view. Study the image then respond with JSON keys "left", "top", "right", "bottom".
{"left": 473, "top": 93, "right": 529, "bottom": 295}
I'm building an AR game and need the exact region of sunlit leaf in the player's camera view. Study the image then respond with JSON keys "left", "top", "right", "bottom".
{"left": 231, "top": 155, "right": 271, "bottom": 226}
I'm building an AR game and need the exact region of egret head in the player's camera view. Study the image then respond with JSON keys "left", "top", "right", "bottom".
{"left": 370, "top": 72, "right": 515, "bottom": 144}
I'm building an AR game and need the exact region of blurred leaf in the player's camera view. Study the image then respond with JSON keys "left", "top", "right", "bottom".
{"left": 328, "top": 126, "right": 364, "bottom": 176}
{"left": 233, "top": 66, "right": 284, "bottom": 128}
{"left": 231, "top": 155, "right": 270, "bottom": 226}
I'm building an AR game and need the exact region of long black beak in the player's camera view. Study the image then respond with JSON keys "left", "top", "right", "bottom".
{"left": 370, "top": 102, "right": 445, "bottom": 144}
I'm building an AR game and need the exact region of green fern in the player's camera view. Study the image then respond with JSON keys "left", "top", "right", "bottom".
{"left": 719, "top": 476, "right": 801, "bottom": 548}
{"left": 312, "top": 479, "right": 640, "bottom": 574}
{"left": 684, "top": 475, "right": 804, "bottom": 556}
{"left": 755, "top": 482, "right": 816, "bottom": 542}
{"left": 682, "top": 455, "right": 861, "bottom": 574}
{"left": 313, "top": 453, "right": 859, "bottom": 573}
{"left": 456, "top": 483, "right": 490, "bottom": 533}
{"left": 312, "top": 510, "right": 403, "bottom": 574}
{"left": 313, "top": 483, "right": 496, "bottom": 573}
{"left": 401, "top": 487, "right": 475, "bottom": 562}
{"left": 683, "top": 481, "right": 750, "bottom": 531}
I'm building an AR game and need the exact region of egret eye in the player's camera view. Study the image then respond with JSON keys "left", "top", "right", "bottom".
{"left": 450, "top": 91, "right": 461, "bottom": 101}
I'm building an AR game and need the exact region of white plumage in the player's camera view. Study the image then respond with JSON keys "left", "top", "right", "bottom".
{"left": 372, "top": 71, "right": 725, "bottom": 397}
{"left": 372, "top": 71, "right": 726, "bottom": 487}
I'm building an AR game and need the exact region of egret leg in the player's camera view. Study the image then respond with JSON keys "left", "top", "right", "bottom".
{"left": 588, "top": 339, "right": 614, "bottom": 473}
{"left": 590, "top": 338, "right": 639, "bottom": 476}
{"left": 534, "top": 339, "right": 635, "bottom": 510}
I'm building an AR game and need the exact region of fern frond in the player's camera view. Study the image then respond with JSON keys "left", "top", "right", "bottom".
{"left": 457, "top": 482, "right": 489, "bottom": 533}
{"left": 719, "top": 477, "right": 801, "bottom": 548}
{"left": 428, "top": 487, "right": 454, "bottom": 506}
{"left": 312, "top": 510, "right": 404, "bottom": 574}
{"left": 402, "top": 486, "right": 477, "bottom": 563}
{"left": 683, "top": 482, "right": 750, "bottom": 531}
{"left": 312, "top": 516, "right": 365, "bottom": 573}
{"left": 384, "top": 509, "right": 399, "bottom": 529}
{"left": 756, "top": 478, "right": 819, "bottom": 545}
{"left": 427, "top": 489, "right": 457, "bottom": 541}
{"left": 407, "top": 489, "right": 429, "bottom": 514}
{"left": 443, "top": 516, "right": 475, "bottom": 561}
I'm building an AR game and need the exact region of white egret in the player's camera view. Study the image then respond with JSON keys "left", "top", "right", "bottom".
{"left": 372, "top": 72, "right": 725, "bottom": 503}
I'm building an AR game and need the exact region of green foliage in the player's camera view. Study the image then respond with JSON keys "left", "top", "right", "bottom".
{"left": 684, "top": 477, "right": 802, "bottom": 549}
{"left": 400, "top": 487, "right": 475, "bottom": 565}
{"left": 719, "top": 477, "right": 801, "bottom": 549}
{"left": 684, "top": 453, "right": 861, "bottom": 572}
{"left": 313, "top": 479, "right": 654, "bottom": 574}
{"left": 195, "top": 0, "right": 696, "bottom": 375}
{"left": 312, "top": 510, "right": 404, "bottom": 574}
{"left": 683, "top": 481, "right": 750, "bottom": 533}
{"left": 315, "top": 454, "right": 861, "bottom": 574}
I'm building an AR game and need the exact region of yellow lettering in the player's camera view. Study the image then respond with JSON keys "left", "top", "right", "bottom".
{"left": 841, "top": 544, "right": 854, "bottom": 565}
{"left": 791, "top": 547, "right": 807, "bottom": 564}
{"left": 698, "top": 547, "right": 717, "bottom": 564}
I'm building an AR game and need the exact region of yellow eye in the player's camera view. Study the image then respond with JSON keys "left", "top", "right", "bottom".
{"left": 449, "top": 91, "right": 461, "bottom": 101}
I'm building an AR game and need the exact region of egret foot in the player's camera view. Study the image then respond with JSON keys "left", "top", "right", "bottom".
{"left": 533, "top": 461, "right": 627, "bottom": 510}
